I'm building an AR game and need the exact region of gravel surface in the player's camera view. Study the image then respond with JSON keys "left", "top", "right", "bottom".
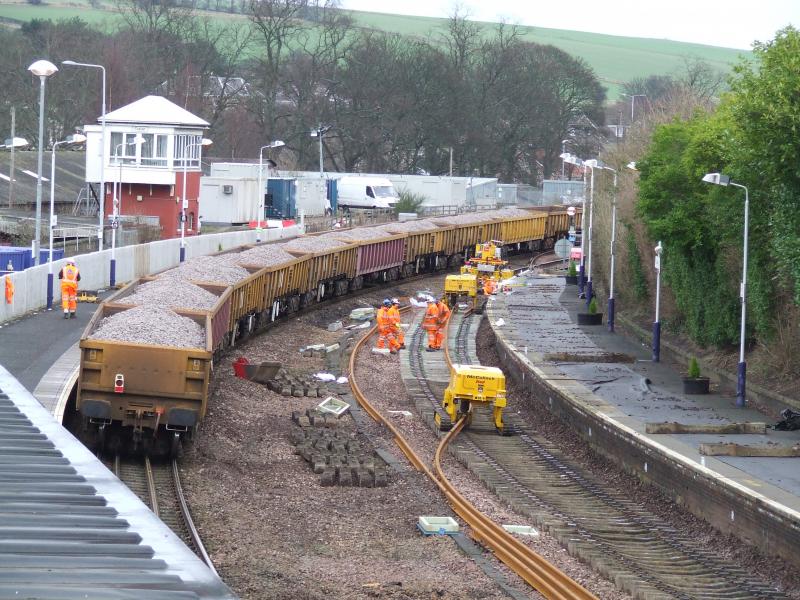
{"left": 325, "top": 227, "right": 396, "bottom": 241}
{"left": 235, "top": 244, "right": 297, "bottom": 268}
{"left": 116, "top": 279, "right": 220, "bottom": 311}
{"left": 381, "top": 220, "right": 439, "bottom": 233}
{"left": 475, "top": 317, "right": 800, "bottom": 599}
{"left": 89, "top": 306, "right": 205, "bottom": 348}
{"left": 180, "top": 292, "right": 523, "bottom": 600}
{"left": 160, "top": 255, "right": 251, "bottom": 285}
{"left": 284, "top": 236, "right": 350, "bottom": 253}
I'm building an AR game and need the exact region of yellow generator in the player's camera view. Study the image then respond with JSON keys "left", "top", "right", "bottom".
{"left": 444, "top": 274, "right": 478, "bottom": 309}
{"left": 436, "top": 364, "right": 508, "bottom": 435}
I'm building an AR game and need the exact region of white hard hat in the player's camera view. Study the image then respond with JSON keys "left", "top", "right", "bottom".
{"left": 66, "top": 258, "right": 76, "bottom": 265}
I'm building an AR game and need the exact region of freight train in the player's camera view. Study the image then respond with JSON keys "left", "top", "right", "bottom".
{"left": 77, "top": 206, "right": 579, "bottom": 455}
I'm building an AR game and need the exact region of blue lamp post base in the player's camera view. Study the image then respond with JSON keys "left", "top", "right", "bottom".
{"left": 736, "top": 362, "right": 746, "bottom": 407}
{"left": 180, "top": 246, "right": 186, "bottom": 263}
{"left": 110, "top": 258, "right": 116, "bottom": 288}
{"left": 652, "top": 321, "right": 661, "bottom": 362}
{"left": 607, "top": 297, "right": 615, "bottom": 332}
{"left": 46, "top": 273, "right": 53, "bottom": 310}
{"left": 585, "top": 280, "right": 593, "bottom": 308}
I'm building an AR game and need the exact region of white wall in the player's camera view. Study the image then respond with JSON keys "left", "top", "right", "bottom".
{"left": 0, "top": 225, "right": 303, "bottom": 325}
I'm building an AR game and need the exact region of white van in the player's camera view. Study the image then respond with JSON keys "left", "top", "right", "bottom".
{"left": 337, "top": 177, "right": 399, "bottom": 209}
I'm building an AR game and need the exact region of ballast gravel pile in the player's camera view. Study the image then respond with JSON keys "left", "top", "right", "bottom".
{"left": 382, "top": 219, "right": 440, "bottom": 232}
{"left": 492, "top": 208, "right": 535, "bottom": 218}
{"left": 326, "top": 227, "right": 394, "bottom": 241}
{"left": 160, "top": 255, "right": 250, "bottom": 285}
{"left": 90, "top": 306, "right": 205, "bottom": 348}
{"left": 432, "top": 212, "right": 495, "bottom": 225}
{"left": 116, "top": 279, "right": 219, "bottom": 311}
{"left": 283, "top": 236, "right": 349, "bottom": 253}
{"left": 236, "top": 244, "right": 297, "bottom": 267}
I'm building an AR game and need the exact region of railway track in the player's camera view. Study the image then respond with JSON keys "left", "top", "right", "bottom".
{"left": 105, "top": 454, "right": 217, "bottom": 575}
{"left": 439, "top": 311, "right": 785, "bottom": 599}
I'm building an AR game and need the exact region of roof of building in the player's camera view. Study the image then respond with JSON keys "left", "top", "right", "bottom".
{"left": 102, "top": 96, "right": 210, "bottom": 127}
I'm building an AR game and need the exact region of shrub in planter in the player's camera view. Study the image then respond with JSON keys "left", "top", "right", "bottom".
{"left": 577, "top": 296, "right": 603, "bottom": 325}
{"left": 683, "top": 357, "right": 710, "bottom": 394}
{"left": 565, "top": 260, "right": 578, "bottom": 285}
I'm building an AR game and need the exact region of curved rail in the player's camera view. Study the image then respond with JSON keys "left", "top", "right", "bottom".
{"left": 348, "top": 309, "right": 597, "bottom": 600}
{"left": 172, "top": 459, "right": 218, "bottom": 576}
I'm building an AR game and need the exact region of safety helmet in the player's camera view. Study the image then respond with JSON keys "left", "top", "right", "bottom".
{"left": 391, "top": 298, "right": 399, "bottom": 305}
{"left": 382, "top": 299, "right": 391, "bottom": 307}
{"left": 66, "top": 258, "right": 76, "bottom": 265}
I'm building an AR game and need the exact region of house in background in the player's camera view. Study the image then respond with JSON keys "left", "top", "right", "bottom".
{"left": 83, "top": 95, "right": 210, "bottom": 240}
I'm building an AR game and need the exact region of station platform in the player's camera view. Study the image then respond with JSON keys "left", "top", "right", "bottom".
{"left": 486, "top": 273, "right": 800, "bottom": 568}
{"left": 0, "top": 364, "right": 235, "bottom": 599}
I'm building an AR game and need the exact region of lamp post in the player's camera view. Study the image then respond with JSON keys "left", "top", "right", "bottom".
{"left": 560, "top": 152, "right": 587, "bottom": 294}
{"left": 180, "top": 137, "right": 213, "bottom": 262}
{"left": 624, "top": 94, "right": 647, "bottom": 122}
{"left": 27, "top": 60, "right": 58, "bottom": 267}
{"left": 653, "top": 241, "right": 663, "bottom": 362}
{"left": 702, "top": 172, "right": 749, "bottom": 407}
{"left": 111, "top": 135, "right": 145, "bottom": 285}
{"left": 310, "top": 125, "right": 330, "bottom": 176}
{"left": 62, "top": 61, "right": 106, "bottom": 250}
{"left": 561, "top": 139, "right": 571, "bottom": 179}
{"left": 581, "top": 160, "right": 597, "bottom": 306}
{"left": 256, "top": 140, "right": 285, "bottom": 242}
{"left": 47, "top": 134, "right": 86, "bottom": 310}
{"left": 585, "top": 159, "right": 618, "bottom": 328}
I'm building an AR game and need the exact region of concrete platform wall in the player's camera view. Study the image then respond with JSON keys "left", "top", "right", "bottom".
{"left": 487, "top": 312, "right": 800, "bottom": 570}
{"left": 0, "top": 226, "right": 302, "bottom": 324}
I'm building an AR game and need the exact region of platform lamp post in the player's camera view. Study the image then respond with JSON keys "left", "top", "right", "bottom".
{"left": 310, "top": 125, "right": 330, "bottom": 177}
{"left": 62, "top": 61, "right": 106, "bottom": 251}
{"left": 585, "top": 159, "right": 617, "bottom": 329}
{"left": 47, "top": 133, "right": 86, "bottom": 310}
{"left": 27, "top": 60, "right": 58, "bottom": 267}
{"left": 653, "top": 240, "right": 663, "bottom": 362}
{"left": 560, "top": 152, "right": 586, "bottom": 294}
{"left": 180, "top": 137, "right": 213, "bottom": 262}
{"left": 561, "top": 139, "right": 571, "bottom": 179}
{"left": 256, "top": 140, "right": 285, "bottom": 243}
{"left": 110, "top": 135, "right": 145, "bottom": 286}
{"left": 702, "top": 172, "right": 749, "bottom": 407}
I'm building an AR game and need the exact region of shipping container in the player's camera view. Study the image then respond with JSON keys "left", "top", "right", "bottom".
{"left": 266, "top": 178, "right": 296, "bottom": 219}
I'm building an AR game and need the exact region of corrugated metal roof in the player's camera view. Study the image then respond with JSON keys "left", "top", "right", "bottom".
{"left": 0, "top": 366, "right": 236, "bottom": 600}
{"left": 102, "top": 96, "right": 210, "bottom": 128}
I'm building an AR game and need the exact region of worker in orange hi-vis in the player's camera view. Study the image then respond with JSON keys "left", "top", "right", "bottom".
{"left": 422, "top": 297, "right": 440, "bottom": 352}
{"left": 376, "top": 299, "right": 400, "bottom": 354}
{"left": 434, "top": 297, "right": 451, "bottom": 350}
{"left": 58, "top": 259, "right": 81, "bottom": 319}
{"left": 389, "top": 298, "right": 405, "bottom": 349}
{"left": 485, "top": 277, "right": 498, "bottom": 295}
{"left": 4, "top": 274, "right": 13, "bottom": 305}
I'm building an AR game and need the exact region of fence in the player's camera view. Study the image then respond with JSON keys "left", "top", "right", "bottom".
{"left": 0, "top": 224, "right": 302, "bottom": 325}
{"left": 303, "top": 208, "right": 396, "bottom": 233}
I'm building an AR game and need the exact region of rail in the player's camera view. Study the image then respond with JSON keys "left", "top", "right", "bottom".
{"left": 348, "top": 308, "right": 597, "bottom": 600}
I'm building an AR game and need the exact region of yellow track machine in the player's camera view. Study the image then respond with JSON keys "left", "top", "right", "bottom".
{"left": 461, "top": 241, "right": 514, "bottom": 283}
{"left": 436, "top": 364, "right": 509, "bottom": 435}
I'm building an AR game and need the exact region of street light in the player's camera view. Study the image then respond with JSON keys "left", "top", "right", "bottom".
{"left": 310, "top": 125, "right": 330, "bottom": 176}
{"left": 27, "top": 59, "right": 58, "bottom": 267}
{"left": 256, "top": 140, "right": 285, "bottom": 242}
{"left": 560, "top": 152, "right": 587, "bottom": 294}
{"left": 653, "top": 241, "right": 663, "bottom": 362}
{"left": 702, "top": 172, "right": 749, "bottom": 407}
{"left": 62, "top": 61, "right": 106, "bottom": 251}
{"left": 180, "top": 137, "right": 213, "bottom": 262}
{"left": 110, "top": 135, "right": 145, "bottom": 286}
{"left": 561, "top": 139, "right": 571, "bottom": 179}
{"left": 624, "top": 94, "right": 647, "bottom": 122}
{"left": 586, "top": 159, "right": 618, "bottom": 328}
{"left": 47, "top": 133, "right": 86, "bottom": 310}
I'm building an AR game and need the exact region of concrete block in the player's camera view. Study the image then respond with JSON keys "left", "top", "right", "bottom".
{"left": 374, "top": 468, "right": 387, "bottom": 487}
{"left": 297, "top": 416, "right": 311, "bottom": 428}
{"left": 320, "top": 467, "right": 336, "bottom": 486}
{"left": 313, "top": 460, "right": 327, "bottom": 474}
{"left": 327, "top": 321, "right": 343, "bottom": 332}
{"left": 325, "top": 343, "right": 340, "bottom": 353}
{"left": 357, "top": 469, "right": 374, "bottom": 488}
{"left": 338, "top": 468, "right": 353, "bottom": 486}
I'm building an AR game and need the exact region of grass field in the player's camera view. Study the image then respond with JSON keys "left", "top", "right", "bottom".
{"left": 0, "top": 1, "right": 749, "bottom": 99}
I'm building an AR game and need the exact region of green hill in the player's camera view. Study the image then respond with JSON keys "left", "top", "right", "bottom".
{"left": 0, "top": 1, "right": 748, "bottom": 99}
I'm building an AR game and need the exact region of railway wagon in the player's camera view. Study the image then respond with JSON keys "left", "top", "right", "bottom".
{"left": 431, "top": 213, "right": 496, "bottom": 260}
{"left": 327, "top": 229, "right": 407, "bottom": 284}
{"left": 282, "top": 237, "right": 359, "bottom": 303}
{"left": 380, "top": 220, "right": 452, "bottom": 274}
{"left": 78, "top": 304, "right": 216, "bottom": 456}
{"left": 499, "top": 212, "right": 548, "bottom": 247}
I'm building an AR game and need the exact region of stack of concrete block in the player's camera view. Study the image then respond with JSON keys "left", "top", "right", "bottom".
{"left": 267, "top": 370, "right": 328, "bottom": 397}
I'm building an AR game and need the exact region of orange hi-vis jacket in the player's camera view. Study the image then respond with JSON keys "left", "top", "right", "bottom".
{"left": 376, "top": 306, "right": 393, "bottom": 331}
{"left": 436, "top": 301, "right": 451, "bottom": 326}
{"left": 387, "top": 305, "right": 401, "bottom": 329}
{"left": 60, "top": 264, "right": 80, "bottom": 285}
{"left": 422, "top": 303, "right": 440, "bottom": 331}
{"left": 4, "top": 275, "right": 13, "bottom": 304}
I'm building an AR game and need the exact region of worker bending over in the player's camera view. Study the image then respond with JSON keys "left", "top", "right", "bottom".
{"left": 423, "top": 297, "right": 440, "bottom": 352}
{"left": 389, "top": 298, "right": 405, "bottom": 349}
{"left": 483, "top": 277, "right": 497, "bottom": 295}
{"left": 434, "top": 297, "right": 451, "bottom": 350}
{"left": 376, "top": 299, "right": 401, "bottom": 353}
{"left": 58, "top": 259, "right": 81, "bottom": 319}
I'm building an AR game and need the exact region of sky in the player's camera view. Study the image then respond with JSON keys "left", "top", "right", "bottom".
{"left": 339, "top": 0, "right": 798, "bottom": 50}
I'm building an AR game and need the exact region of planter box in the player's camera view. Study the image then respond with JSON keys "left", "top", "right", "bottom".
{"left": 683, "top": 377, "right": 710, "bottom": 394}
{"left": 577, "top": 312, "right": 603, "bottom": 326}
{"left": 565, "top": 275, "right": 578, "bottom": 285}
